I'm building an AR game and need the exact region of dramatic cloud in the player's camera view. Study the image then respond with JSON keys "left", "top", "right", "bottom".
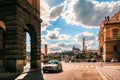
{"left": 46, "top": 28, "right": 60, "bottom": 40}
{"left": 40, "top": 0, "right": 51, "bottom": 32}
{"left": 48, "top": 44, "right": 62, "bottom": 53}
{"left": 48, "top": 42, "right": 81, "bottom": 53}
{"left": 41, "top": 35, "right": 48, "bottom": 44}
{"left": 58, "top": 42, "right": 73, "bottom": 49}
{"left": 74, "top": 32, "right": 96, "bottom": 42}
{"left": 40, "top": 0, "right": 120, "bottom": 53}
{"left": 44, "top": 0, "right": 65, "bottom": 8}
{"left": 40, "top": 0, "right": 65, "bottom": 32}
{"left": 49, "top": 4, "right": 65, "bottom": 20}
{"left": 74, "top": 32, "right": 98, "bottom": 50}
{"left": 41, "top": 22, "right": 51, "bottom": 31}
{"left": 41, "top": 0, "right": 120, "bottom": 29}
{"left": 26, "top": 43, "right": 30, "bottom": 52}
{"left": 46, "top": 28, "right": 70, "bottom": 40}
{"left": 62, "top": 0, "right": 120, "bottom": 28}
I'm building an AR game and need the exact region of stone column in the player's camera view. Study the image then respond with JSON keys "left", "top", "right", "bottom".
{"left": 4, "top": 15, "right": 25, "bottom": 72}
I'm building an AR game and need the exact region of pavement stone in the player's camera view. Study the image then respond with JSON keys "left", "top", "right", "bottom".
{"left": 0, "top": 72, "right": 20, "bottom": 80}
{"left": 96, "top": 66, "right": 120, "bottom": 80}
{"left": 15, "top": 69, "right": 44, "bottom": 80}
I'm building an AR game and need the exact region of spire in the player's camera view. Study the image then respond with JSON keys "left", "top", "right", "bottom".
{"left": 73, "top": 45, "right": 75, "bottom": 50}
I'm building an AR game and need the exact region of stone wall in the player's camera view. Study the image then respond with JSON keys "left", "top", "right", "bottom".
{"left": 0, "top": 0, "right": 42, "bottom": 72}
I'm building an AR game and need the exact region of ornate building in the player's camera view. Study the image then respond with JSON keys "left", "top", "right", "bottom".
{"left": 0, "top": 0, "right": 42, "bottom": 73}
{"left": 98, "top": 11, "right": 120, "bottom": 62}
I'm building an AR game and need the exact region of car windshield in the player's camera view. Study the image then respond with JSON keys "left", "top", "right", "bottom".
{"left": 47, "top": 61, "right": 58, "bottom": 64}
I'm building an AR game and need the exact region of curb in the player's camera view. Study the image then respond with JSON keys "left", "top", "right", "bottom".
{"left": 96, "top": 67, "right": 112, "bottom": 80}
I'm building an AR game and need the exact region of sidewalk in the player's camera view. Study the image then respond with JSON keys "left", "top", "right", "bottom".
{"left": 96, "top": 66, "right": 120, "bottom": 80}
{"left": 15, "top": 69, "right": 44, "bottom": 80}
{"left": 0, "top": 72, "right": 20, "bottom": 80}
{"left": 0, "top": 69, "right": 44, "bottom": 80}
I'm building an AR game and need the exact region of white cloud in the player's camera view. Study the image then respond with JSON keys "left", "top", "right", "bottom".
{"left": 40, "top": 0, "right": 51, "bottom": 32}
{"left": 74, "top": 32, "right": 98, "bottom": 50}
{"left": 40, "top": 0, "right": 50, "bottom": 21}
{"left": 46, "top": 28, "right": 60, "bottom": 40}
{"left": 46, "top": 28, "right": 70, "bottom": 40}
{"left": 41, "top": 35, "right": 48, "bottom": 44}
{"left": 48, "top": 43, "right": 61, "bottom": 53}
{"left": 59, "top": 34, "right": 70, "bottom": 40}
{"left": 48, "top": 42, "right": 79, "bottom": 53}
{"left": 49, "top": 44, "right": 62, "bottom": 52}
{"left": 47, "top": 40, "right": 98, "bottom": 53}
{"left": 62, "top": 0, "right": 120, "bottom": 28}
{"left": 26, "top": 43, "right": 31, "bottom": 52}
{"left": 74, "top": 32, "right": 96, "bottom": 42}
{"left": 41, "top": 0, "right": 120, "bottom": 29}
{"left": 40, "top": 0, "right": 120, "bottom": 53}
{"left": 49, "top": 4, "right": 65, "bottom": 20}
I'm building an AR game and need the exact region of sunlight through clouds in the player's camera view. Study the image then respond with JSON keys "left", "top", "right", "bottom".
{"left": 46, "top": 28, "right": 70, "bottom": 40}
{"left": 40, "top": 0, "right": 120, "bottom": 53}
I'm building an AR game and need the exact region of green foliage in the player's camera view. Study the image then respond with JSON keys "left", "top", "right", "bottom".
{"left": 85, "top": 52, "right": 93, "bottom": 59}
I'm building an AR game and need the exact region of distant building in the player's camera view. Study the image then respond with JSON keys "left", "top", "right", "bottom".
{"left": 73, "top": 45, "right": 80, "bottom": 51}
{"left": 72, "top": 45, "right": 80, "bottom": 53}
{"left": 44, "top": 44, "right": 48, "bottom": 56}
{"left": 98, "top": 11, "right": 120, "bottom": 62}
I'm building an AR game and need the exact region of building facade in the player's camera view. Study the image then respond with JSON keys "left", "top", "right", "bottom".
{"left": 0, "top": 0, "right": 42, "bottom": 72}
{"left": 98, "top": 11, "right": 120, "bottom": 62}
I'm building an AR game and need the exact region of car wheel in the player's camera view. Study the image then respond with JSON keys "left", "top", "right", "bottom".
{"left": 56, "top": 67, "right": 59, "bottom": 72}
{"left": 60, "top": 68, "right": 62, "bottom": 72}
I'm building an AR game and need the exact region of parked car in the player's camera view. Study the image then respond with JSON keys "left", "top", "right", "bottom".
{"left": 65, "top": 59, "right": 69, "bottom": 63}
{"left": 43, "top": 60, "right": 62, "bottom": 73}
{"left": 86, "top": 59, "right": 91, "bottom": 62}
{"left": 91, "top": 58, "right": 97, "bottom": 62}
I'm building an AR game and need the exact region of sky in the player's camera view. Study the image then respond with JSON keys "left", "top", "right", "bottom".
{"left": 39, "top": 0, "right": 120, "bottom": 53}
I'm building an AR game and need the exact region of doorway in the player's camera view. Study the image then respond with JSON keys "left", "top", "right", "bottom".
{"left": 23, "top": 32, "right": 31, "bottom": 72}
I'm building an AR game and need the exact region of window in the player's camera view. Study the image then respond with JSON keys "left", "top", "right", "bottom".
{"left": 112, "top": 29, "right": 118, "bottom": 38}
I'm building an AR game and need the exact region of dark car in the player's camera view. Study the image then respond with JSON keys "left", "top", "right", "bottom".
{"left": 43, "top": 60, "right": 62, "bottom": 73}
{"left": 91, "top": 58, "right": 97, "bottom": 62}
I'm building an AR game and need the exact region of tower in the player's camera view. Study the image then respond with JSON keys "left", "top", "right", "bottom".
{"left": 83, "top": 37, "right": 85, "bottom": 54}
{"left": 44, "top": 44, "right": 48, "bottom": 56}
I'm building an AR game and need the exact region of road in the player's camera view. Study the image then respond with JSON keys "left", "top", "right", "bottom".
{"left": 43, "top": 62, "right": 103, "bottom": 80}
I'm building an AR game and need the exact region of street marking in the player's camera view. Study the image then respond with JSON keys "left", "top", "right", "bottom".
{"left": 15, "top": 73, "right": 28, "bottom": 80}
{"left": 63, "top": 65, "right": 100, "bottom": 72}
{"left": 85, "top": 66, "right": 88, "bottom": 68}
{"left": 90, "top": 66, "right": 94, "bottom": 68}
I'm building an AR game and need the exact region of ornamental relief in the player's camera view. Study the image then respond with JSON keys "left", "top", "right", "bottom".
{"left": 110, "top": 11, "right": 120, "bottom": 21}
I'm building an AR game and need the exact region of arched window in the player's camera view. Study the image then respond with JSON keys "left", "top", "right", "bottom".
{"left": 112, "top": 29, "right": 118, "bottom": 38}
